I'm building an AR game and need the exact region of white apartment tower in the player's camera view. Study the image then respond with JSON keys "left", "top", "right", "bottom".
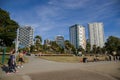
{"left": 69, "top": 24, "right": 86, "bottom": 49}
{"left": 88, "top": 22, "right": 104, "bottom": 48}
{"left": 18, "top": 26, "right": 34, "bottom": 48}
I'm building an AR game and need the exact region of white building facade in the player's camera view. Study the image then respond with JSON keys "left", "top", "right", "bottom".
{"left": 88, "top": 22, "right": 104, "bottom": 48}
{"left": 55, "top": 35, "right": 65, "bottom": 48}
{"left": 18, "top": 26, "right": 34, "bottom": 48}
{"left": 69, "top": 24, "right": 86, "bottom": 49}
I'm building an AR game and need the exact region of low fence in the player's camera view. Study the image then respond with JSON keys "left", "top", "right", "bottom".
{"left": 0, "top": 52, "right": 9, "bottom": 55}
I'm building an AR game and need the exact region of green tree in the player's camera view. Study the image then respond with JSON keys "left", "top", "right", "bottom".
{"left": 51, "top": 41, "right": 61, "bottom": 54}
{"left": 64, "top": 40, "right": 76, "bottom": 54}
{"left": 86, "top": 42, "right": 91, "bottom": 54}
{"left": 43, "top": 44, "right": 48, "bottom": 51}
{"left": 34, "top": 35, "right": 42, "bottom": 51}
{"left": 92, "top": 45, "right": 97, "bottom": 54}
{"left": 35, "top": 35, "right": 42, "bottom": 44}
{"left": 0, "top": 8, "right": 19, "bottom": 46}
{"left": 42, "top": 44, "right": 51, "bottom": 53}
{"left": 30, "top": 45, "right": 35, "bottom": 52}
{"left": 77, "top": 45, "right": 85, "bottom": 54}
{"left": 96, "top": 46, "right": 102, "bottom": 54}
{"left": 101, "top": 46, "right": 106, "bottom": 54}
{"left": 117, "top": 46, "right": 120, "bottom": 55}
{"left": 105, "top": 36, "right": 120, "bottom": 55}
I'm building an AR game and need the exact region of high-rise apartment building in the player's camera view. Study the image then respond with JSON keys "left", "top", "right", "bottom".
{"left": 88, "top": 22, "right": 104, "bottom": 48}
{"left": 69, "top": 24, "right": 86, "bottom": 49}
{"left": 55, "top": 35, "right": 65, "bottom": 48}
{"left": 18, "top": 26, "right": 34, "bottom": 48}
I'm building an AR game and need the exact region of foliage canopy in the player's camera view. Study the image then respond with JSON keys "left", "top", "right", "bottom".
{"left": 0, "top": 8, "right": 19, "bottom": 46}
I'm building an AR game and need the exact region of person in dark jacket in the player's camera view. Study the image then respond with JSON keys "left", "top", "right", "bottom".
{"left": 7, "top": 49, "right": 17, "bottom": 74}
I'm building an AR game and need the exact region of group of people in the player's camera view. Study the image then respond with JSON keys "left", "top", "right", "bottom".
{"left": 7, "top": 49, "right": 24, "bottom": 74}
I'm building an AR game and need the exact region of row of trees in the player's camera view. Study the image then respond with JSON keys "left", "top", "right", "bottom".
{"left": 29, "top": 35, "right": 76, "bottom": 54}
{"left": 29, "top": 35, "right": 120, "bottom": 56}
{"left": 79, "top": 36, "right": 120, "bottom": 56}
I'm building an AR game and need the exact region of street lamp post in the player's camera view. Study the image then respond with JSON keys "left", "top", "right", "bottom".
{"left": 2, "top": 45, "right": 6, "bottom": 64}
{"left": 15, "top": 28, "right": 19, "bottom": 55}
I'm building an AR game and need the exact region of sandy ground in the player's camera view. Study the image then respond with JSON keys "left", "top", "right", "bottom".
{"left": 1, "top": 55, "right": 120, "bottom": 80}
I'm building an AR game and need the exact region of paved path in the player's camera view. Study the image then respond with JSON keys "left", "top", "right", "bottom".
{"left": 2, "top": 54, "right": 120, "bottom": 80}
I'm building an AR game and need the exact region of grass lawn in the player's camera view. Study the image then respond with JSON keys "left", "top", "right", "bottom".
{"left": 40, "top": 56, "right": 81, "bottom": 63}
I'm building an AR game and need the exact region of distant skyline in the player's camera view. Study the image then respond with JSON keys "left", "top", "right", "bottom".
{"left": 0, "top": 0, "right": 120, "bottom": 41}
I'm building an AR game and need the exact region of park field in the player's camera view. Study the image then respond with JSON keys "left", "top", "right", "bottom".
{"left": 39, "top": 54, "right": 109, "bottom": 63}
{"left": 40, "top": 56, "right": 81, "bottom": 63}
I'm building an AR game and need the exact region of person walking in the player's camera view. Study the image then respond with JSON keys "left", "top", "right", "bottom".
{"left": 7, "top": 49, "right": 17, "bottom": 74}
{"left": 17, "top": 51, "right": 24, "bottom": 68}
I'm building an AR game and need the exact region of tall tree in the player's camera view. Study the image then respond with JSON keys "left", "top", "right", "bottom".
{"left": 117, "top": 46, "right": 120, "bottom": 55}
{"left": 96, "top": 46, "right": 102, "bottom": 54}
{"left": 92, "top": 45, "right": 97, "bottom": 54}
{"left": 35, "top": 35, "right": 42, "bottom": 44}
{"left": 64, "top": 40, "right": 76, "bottom": 54}
{"left": 0, "top": 8, "right": 19, "bottom": 46}
{"left": 51, "top": 41, "right": 61, "bottom": 53}
{"left": 105, "top": 36, "right": 120, "bottom": 55}
{"left": 86, "top": 42, "right": 91, "bottom": 54}
{"left": 101, "top": 46, "right": 106, "bottom": 54}
{"left": 77, "top": 45, "right": 85, "bottom": 54}
{"left": 30, "top": 45, "right": 35, "bottom": 53}
{"left": 34, "top": 35, "right": 42, "bottom": 51}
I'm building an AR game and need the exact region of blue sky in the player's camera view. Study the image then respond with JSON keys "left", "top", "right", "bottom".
{"left": 0, "top": 0, "right": 120, "bottom": 41}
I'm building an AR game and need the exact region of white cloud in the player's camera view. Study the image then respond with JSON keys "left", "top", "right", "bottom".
{"left": 33, "top": 0, "right": 119, "bottom": 40}
{"left": 9, "top": 0, "right": 120, "bottom": 40}
{"left": 48, "top": 0, "right": 90, "bottom": 9}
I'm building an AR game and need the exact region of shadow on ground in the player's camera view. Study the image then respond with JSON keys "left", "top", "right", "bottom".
{"left": 1, "top": 65, "right": 9, "bottom": 73}
{"left": 118, "top": 68, "right": 120, "bottom": 71}
{"left": 112, "top": 76, "right": 120, "bottom": 80}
